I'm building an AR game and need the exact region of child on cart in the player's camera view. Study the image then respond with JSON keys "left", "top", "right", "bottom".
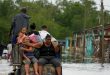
{"left": 21, "top": 36, "right": 39, "bottom": 75}
{"left": 17, "top": 27, "right": 39, "bottom": 75}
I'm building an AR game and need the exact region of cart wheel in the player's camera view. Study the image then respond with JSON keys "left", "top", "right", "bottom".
{"left": 15, "top": 68, "right": 21, "bottom": 75}
{"left": 8, "top": 72, "right": 14, "bottom": 75}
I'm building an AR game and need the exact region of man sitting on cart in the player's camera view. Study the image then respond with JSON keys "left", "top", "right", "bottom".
{"left": 38, "top": 34, "right": 61, "bottom": 75}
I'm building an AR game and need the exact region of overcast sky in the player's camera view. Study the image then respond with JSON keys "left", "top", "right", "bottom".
{"left": 94, "top": 0, "right": 110, "bottom": 10}
{"left": 48, "top": 0, "right": 110, "bottom": 11}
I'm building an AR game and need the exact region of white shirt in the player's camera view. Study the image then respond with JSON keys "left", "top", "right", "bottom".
{"left": 39, "top": 30, "right": 58, "bottom": 46}
{"left": 7, "top": 43, "right": 12, "bottom": 53}
{"left": 39, "top": 30, "right": 51, "bottom": 40}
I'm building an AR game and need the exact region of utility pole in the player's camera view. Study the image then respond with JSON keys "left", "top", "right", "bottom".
{"left": 83, "top": 2, "right": 86, "bottom": 63}
{"left": 100, "top": 0, "right": 104, "bottom": 67}
{"left": 83, "top": 0, "right": 88, "bottom": 62}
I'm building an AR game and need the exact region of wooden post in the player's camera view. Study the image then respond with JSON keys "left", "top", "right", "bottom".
{"left": 82, "top": 30, "right": 85, "bottom": 62}
{"left": 100, "top": 0, "right": 104, "bottom": 67}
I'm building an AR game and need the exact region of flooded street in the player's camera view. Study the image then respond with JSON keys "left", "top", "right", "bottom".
{"left": 62, "top": 63, "right": 110, "bottom": 75}
{"left": 0, "top": 59, "right": 110, "bottom": 75}
{"left": 0, "top": 59, "right": 13, "bottom": 75}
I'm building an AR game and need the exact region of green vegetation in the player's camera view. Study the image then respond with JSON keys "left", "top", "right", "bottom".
{"left": 0, "top": 0, "right": 110, "bottom": 43}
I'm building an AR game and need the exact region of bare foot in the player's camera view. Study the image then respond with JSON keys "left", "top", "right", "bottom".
{"left": 26, "top": 74, "right": 29, "bottom": 75}
{"left": 35, "top": 72, "right": 39, "bottom": 75}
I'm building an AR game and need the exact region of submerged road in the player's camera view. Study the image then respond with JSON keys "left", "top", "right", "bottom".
{"left": 1, "top": 59, "right": 110, "bottom": 75}
{"left": 0, "top": 59, "right": 13, "bottom": 75}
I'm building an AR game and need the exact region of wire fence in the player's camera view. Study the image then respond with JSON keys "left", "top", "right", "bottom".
{"left": 61, "top": 25, "right": 110, "bottom": 63}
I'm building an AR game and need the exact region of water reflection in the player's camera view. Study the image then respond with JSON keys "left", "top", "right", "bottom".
{"left": 63, "top": 63, "right": 110, "bottom": 72}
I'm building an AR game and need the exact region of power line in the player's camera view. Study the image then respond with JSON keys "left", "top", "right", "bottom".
{"left": 96, "top": 4, "right": 110, "bottom": 8}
